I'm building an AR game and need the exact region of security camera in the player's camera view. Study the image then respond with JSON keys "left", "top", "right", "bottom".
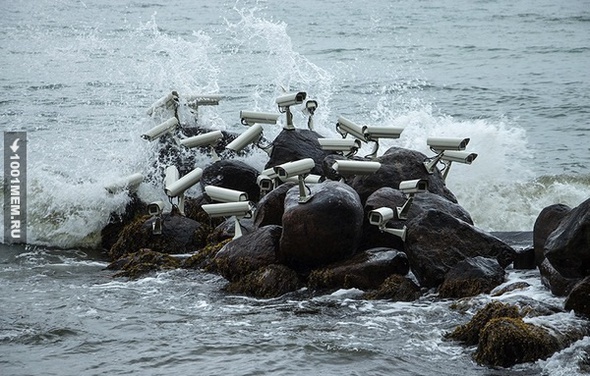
{"left": 261, "top": 167, "right": 278, "bottom": 180}
{"left": 331, "top": 160, "right": 381, "bottom": 176}
{"left": 336, "top": 116, "right": 366, "bottom": 140}
{"left": 274, "top": 158, "right": 315, "bottom": 180}
{"left": 185, "top": 94, "right": 223, "bottom": 108}
{"left": 204, "top": 185, "right": 248, "bottom": 203}
{"left": 105, "top": 172, "right": 144, "bottom": 194}
{"left": 305, "top": 100, "right": 318, "bottom": 115}
{"left": 368, "top": 207, "right": 407, "bottom": 241}
{"left": 165, "top": 167, "right": 203, "bottom": 198}
{"left": 226, "top": 123, "right": 263, "bottom": 153}
{"left": 163, "top": 166, "right": 179, "bottom": 191}
{"left": 276, "top": 92, "right": 307, "bottom": 108}
{"left": 318, "top": 138, "right": 362, "bottom": 153}
{"left": 398, "top": 179, "right": 428, "bottom": 195}
{"left": 441, "top": 150, "right": 478, "bottom": 164}
{"left": 362, "top": 126, "right": 404, "bottom": 141}
{"left": 426, "top": 137, "right": 470, "bottom": 152}
{"left": 257, "top": 174, "right": 274, "bottom": 191}
{"left": 179, "top": 130, "right": 223, "bottom": 148}
{"left": 141, "top": 117, "right": 179, "bottom": 142}
{"left": 146, "top": 91, "right": 179, "bottom": 116}
{"left": 201, "top": 201, "right": 253, "bottom": 218}
{"left": 147, "top": 200, "right": 165, "bottom": 216}
{"left": 283, "top": 174, "right": 324, "bottom": 184}
{"left": 240, "top": 110, "right": 280, "bottom": 126}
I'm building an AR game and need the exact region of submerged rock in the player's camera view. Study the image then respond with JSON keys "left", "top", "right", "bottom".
{"left": 225, "top": 264, "right": 302, "bottom": 298}
{"left": 438, "top": 256, "right": 505, "bottom": 298}
{"left": 107, "top": 248, "right": 180, "bottom": 279}
{"left": 363, "top": 274, "right": 422, "bottom": 302}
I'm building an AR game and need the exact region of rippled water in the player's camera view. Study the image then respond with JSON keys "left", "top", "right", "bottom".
{"left": 1, "top": 0, "right": 590, "bottom": 374}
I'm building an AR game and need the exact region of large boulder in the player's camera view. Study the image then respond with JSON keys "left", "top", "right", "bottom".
{"left": 544, "top": 198, "right": 590, "bottom": 279}
{"left": 533, "top": 203, "right": 571, "bottom": 265}
{"left": 253, "top": 182, "right": 296, "bottom": 228}
{"left": 308, "top": 248, "right": 410, "bottom": 291}
{"left": 438, "top": 256, "right": 505, "bottom": 298}
{"left": 405, "top": 210, "right": 515, "bottom": 288}
{"left": 538, "top": 258, "right": 581, "bottom": 297}
{"left": 265, "top": 129, "right": 331, "bottom": 175}
{"left": 200, "top": 159, "right": 261, "bottom": 203}
{"left": 349, "top": 147, "right": 458, "bottom": 204}
{"left": 278, "top": 181, "right": 364, "bottom": 272}
{"left": 108, "top": 212, "right": 205, "bottom": 260}
{"left": 564, "top": 276, "right": 590, "bottom": 317}
{"left": 214, "top": 225, "right": 281, "bottom": 282}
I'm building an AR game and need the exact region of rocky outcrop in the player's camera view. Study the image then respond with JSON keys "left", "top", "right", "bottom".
{"left": 265, "top": 129, "right": 331, "bottom": 176}
{"left": 363, "top": 274, "right": 421, "bottom": 302}
{"left": 225, "top": 264, "right": 302, "bottom": 298}
{"left": 200, "top": 159, "right": 261, "bottom": 203}
{"left": 538, "top": 258, "right": 580, "bottom": 297}
{"left": 565, "top": 276, "right": 590, "bottom": 317}
{"left": 438, "top": 257, "right": 505, "bottom": 298}
{"left": 278, "top": 181, "right": 364, "bottom": 272}
{"left": 533, "top": 203, "right": 571, "bottom": 266}
{"left": 106, "top": 248, "right": 181, "bottom": 279}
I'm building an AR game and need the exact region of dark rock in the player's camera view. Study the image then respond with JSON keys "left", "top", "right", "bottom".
{"left": 491, "top": 282, "right": 531, "bottom": 297}
{"left": 565, "top": 276, "right": 590, "bottom": 317}
{"left": 264, "top": 129, "right": 332, "bottom": 176}
{"left": 439, "top": 256, "right": 505, "bottom": 298}
{"left": 363, "top": 274, "right": 421, "bottom": 301}
{"left": 214, "top": 225, "right": 282, "bottom": 282}
{"left": 361, "top": 187, "right": 474, "bottom": 252}
{"left": 181, "top": 239, "right": 231, "bottom": 272}
{"left": 349, "top": 147, "right": 458, "bottom": 204}
{"left": 107, "top": 248, "right": 180, "bottom": 279}
{"left": 278, "top": 181, "right": 364, "bottom": 272}
{"left": 225, "top": 264, "right": 302, "bottom": 298}
{"left": 405, "top": 210, "right": 516, "bottom": 288}
{"left": 321, "top": 154, "right": 348, "bottom": 181}
{"left": 253, "top": 182, "right": 296, "bottom": 228}
{"left": 308, "top": 248, "right": 410, "bottom": 291}
{"left": 207, "top": 217, "right": 255, "bottom": 244}
{"left": 100, "top": 194, "right": 147, "bottom": 252}
{"left": 533, "top": 204, "right": 571, "bottom": 266}
{"left": 108, "top": 212, "right": 205, "bottom": 260}
{"left": 200, "top": 159, "right": 261, "bottom": 203}
{"left": 545, "top": 198, "right": 590, "bottom": 279}
{"left": 539, "top": 258, "right": 581, "bottom": 297}
{"left": 446, "top": 301, "right": 521, "bottom": 346}
{"left": 513, "top": 247, "right": 536, "bottom": 270}
{"left": 474, "top": 317, "right": 560, "bottom": 367}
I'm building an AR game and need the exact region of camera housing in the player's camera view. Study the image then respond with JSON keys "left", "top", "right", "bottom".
{"left": 274, "top": 158, "right": 315, "bottom": 180}
{"left": 204, "top": 185, "right": 249, "bottom": 203}
{"left": 331, "top": 160, "right": 381, "bottom": 176}
{"left": 201, "top": 201, "right": 253, "bottom": 218}
{"left": 165, "top": 167, "right": 203, "bottom": 198}
{"left": 318, "top": 138, "right": 362, "bottom": 154}
{"left": 147, "top": 200, "right": 165, "bottom": 216}
{"left": 336, "top": 116, "right": 366, "bottom": 140}
{"left": 441, "top": 150, "right": 478, "bottom": 164}
{"left": 427, "top": 137, "right": 470, "bottom": 152}
{"left": 185, "top": 94, "right": 223, "bottom": 109}
{"left": 146, "top": 91, "right": 179, "bottom": 116}
{"left": 240, "top": 110, "right": 280, "bottom": 126}
{"left": 141, "top": 117, "right": 179, "bottom": 142}
{"left": 368, "top": 207, "right": 407, "bottom": 241}
{"left": 362, "top": 126, "right": 404, "bottom": 141}
{"left": 257, "top": 174, "right": 274, "bottom": 192}
{"left": 180, "top": 130, "right": 223, "bottom": 149}
{"left": 276, "top": 92, "right": 307, "bottom": 108}
{"left": 226, "top": 123, "right": 264, "bottom": 153}
{"left": 398, "top": 179, "right": 428, "bottom": 195}
{"left": 105, "top": 172, "right": 144, "bottom": 194}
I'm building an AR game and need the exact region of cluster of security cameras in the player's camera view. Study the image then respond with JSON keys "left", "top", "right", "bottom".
{"left": 423, "top": 137, "right": 478, "bottom": 181}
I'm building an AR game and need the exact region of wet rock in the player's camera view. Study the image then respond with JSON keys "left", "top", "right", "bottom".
{"left": 214, "top": 225, "right": 282, "bottom": 282}
{"left": 545, "top": 198, "right": 590, "bottom": 279}
{"left": 349, "top": 147, "right": 458, "bottom": 204}
{"left": 513, "top": 247, "right": 536, "bottom": 270}
{"left": 491, "top": 281, "right": 531, "bottom": 297}
{"left": 253, "top": 182, "right": 296, "bottom": 228}
{"left": 181, "top": 239, "right": 231, "bottom": 273}
{"left": 533, "top": 203, "right": 571, "bottom": 266}
{"left": 108, "top": 212, "right": 205, "bottom": 260}
{"left": 565, "top": 276, "right": 590, "bottom": 317}
{"left": 363, "top": 274, "right": 421, "bottom": 302}
{"left": 225, "top": 264, "right": 302, "bottom": 298}
{"left": 200, "top": 159, "right": 261, "bottom": 203}
{"left": 264, "top": 128, "right": 331, "bottom": 176}
{"left": 100, "top": 194, "right": 147, "bottom": 252}
{"left": 107, "top": 248, "right": 180, "bottom": 279}
{"left": 308, "top": 248, "right": 410, "bottom": 291}
{"left": 405, "top": 210, "right": 516, "bottom": 288}
{"left": 278, "top": 181, "right": 364, "bottom": 272}
{"left": 539, "top": 258, "right": 580, "bottom": 297}
{"left": 207, "top": 217, "right": 255, "bottom": 244}
{"left": 474, "top": 317, "right": 560, "bottom": 367}
{"left": 438, "top": 257, "right": 505, "bottom": 298}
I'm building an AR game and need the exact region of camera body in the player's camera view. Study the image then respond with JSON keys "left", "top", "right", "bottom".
{"left": 274, "top": 158, "right": 315, "bottom": 179}
{"left": 141, "top": 117, "right": 179, "bottom": 142}
{"left": 226, "top": 124, "right": 263, "bottom": 152}
{"left": 240, "top": 111, "right": 280, "bottom": 126}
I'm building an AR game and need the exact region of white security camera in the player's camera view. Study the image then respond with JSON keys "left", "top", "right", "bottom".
{"left": 368, "top": 207, "right": 407, "bottom": 241}
{"left": 147, "top": 200, "right": 165, "bottom": 216}
{"left": 318, "top": 138, "right": 362, "bottom": 153}
{"left": 426, "top": 137, "right": 470, "bottom": 152}
{"left": 336, "top": 116, "right": 366, "bottom": 140}
{"left": 165, "top": 167, "right": 203, "bottom": 198}
{"left": 398, "top": 179, "right": 428, "bottom": 195}
{"left": 201, "top": 201, "right": 253, "bottom": 218}
{"left": 441, "top": 150, "right": 478, "bottom": 164}
{"left": 105, "top": 172, "right": 144, "bottom": 194}
{"left": 261, "top": 167, "right": 279, "bottom": 180}
{"left": 185, "top": 94, "right": 223, "bottom": 108}
{"left": 363, "top": 126, "right": 404, "bottom": 141}
{"left": 179, "top": 130, "right": 223, "bottom": 149}
{"left": 274, "top": 158, "right": 315, "bottom": 180}
{"left": 305, "top": 100, "right": 318, "bottom": 114}
{"left": 331, "top": 160, "right": 381, "bottom": 176}
{"left": 204, "top": 185, "right": 248, "bottom": 203}
{"left": 257, "top": 174, "right": 274, "bottom": 191}
{"left": 276, "top": 92, "right": 307, "bottom": 108}
{"left": 141, "top": 117, "right": 179, "bottom": 142}
{"left": 163, "top": 166, "right": 179, "bottom": 191}
{"left": 240, "top": 110, "right": 280, "bottom": 126}
{"left": 146, "top": 91, "right": 179, "bottom": 116}
{"left": 283, "top": 174, "right": 324, "bottom": 184}
{"left": 226, "top": 123, "right": 263, "bottom": 153}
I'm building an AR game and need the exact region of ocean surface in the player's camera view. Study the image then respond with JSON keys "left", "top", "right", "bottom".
{"left": 1, "top": 0, "right": 590, "bottom": 374}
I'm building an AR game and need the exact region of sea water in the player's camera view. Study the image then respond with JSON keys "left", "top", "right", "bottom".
{"left": 1, "top": 0, "right": 589, "bottom": 375}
